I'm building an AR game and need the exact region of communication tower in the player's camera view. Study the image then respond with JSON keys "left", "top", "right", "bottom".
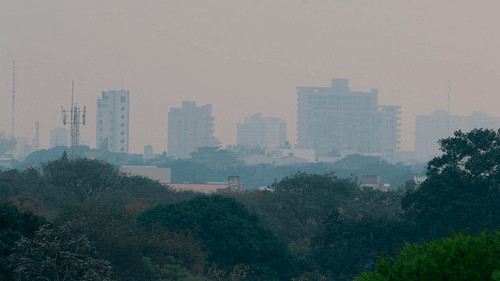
{"left": 61, "top": 81, "right": 86, "bottom": 160}
{"left": 34, "top": 121, "right": 39, "bottom": 152}
{"left": 447, "top": 80, "right": 451, "bottom": 135}
{"left": 11, "top": 60, "right": 15, "bottom": 139}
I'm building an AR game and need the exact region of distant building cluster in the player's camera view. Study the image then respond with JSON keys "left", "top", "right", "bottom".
{"left": 5, "top": 78, "right": 500, "bottom": 169}
{"left": 414, "top": 110, "right": 500, "bottom": 161}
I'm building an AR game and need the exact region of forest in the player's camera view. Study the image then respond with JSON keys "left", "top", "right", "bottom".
{"left": 1, "top": 129, "right": 499, "bottom": 280}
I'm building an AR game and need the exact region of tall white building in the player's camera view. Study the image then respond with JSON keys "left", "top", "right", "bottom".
{"left": 167, "top": 101, "right": 220, "bottom": 158}
{"left": 96, "top": 90, "right": 129, "bottom": 153}
{"left": 237, "top": 113, "right": 286, "bottom": 149}
{"left": 415, "top": 111, "right": 500, "bottom": 161}
{"left": 296, "top": 79, "right": 401, "bottom": 163}
{"left": 50, "top": 127, "right": 69, "bottom": 148}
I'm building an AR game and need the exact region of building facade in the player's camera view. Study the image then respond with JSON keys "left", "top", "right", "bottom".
{"left": 415, "top": 111, "right": 500, "bottom": 161}
{"left": 236, "top": 113, "right": 286, "bottom": 149}
{"left": 167, "top": 101, "right": 220, "bottom": 158}
{"left": 96, "top": 90, "right": 130, "bottom": 153}
{"left": 50, "top": 127, "right": 69, "bottom": 148}
{"left": 296, "top": 79, "right": 401, "bottom": 162}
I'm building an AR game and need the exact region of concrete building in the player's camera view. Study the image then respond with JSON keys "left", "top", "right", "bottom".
{"left": 168, "top": 176, "right": 245, "bottom": 194}
{"left": 120, "top": 166, "right": 171, "bottom": 184}
{"left": 237, "top": 113, "right": 286, "bottom": 149}
{"left": 13, "top": 137, "right": 33, "bottom": 160}
{"left": 50, "top": 127, "right": 69, "bottom": 148}
{"left": 296, "top": 79, "right": 401, "bottom": 163}
{"left": 96, "top": 90, "right": 130, "bottom": 153}
{"left": 360, "top": 175, "right": 390, "bottom": 192}
{"left": 167, "top": 101, "right": 220, "bottom": 158}
{"left": 415, "top": 111, "right": 500, "bottom": 161}
{"left": 265, "top": 143, "right": 316, "bottom": 163}
{"left": 143, "top": 144, "right": 154, "bottom": 162}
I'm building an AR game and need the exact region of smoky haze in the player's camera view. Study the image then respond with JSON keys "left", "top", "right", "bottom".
{"left": 1, "top": 0, "right": 499, "bottom": 153}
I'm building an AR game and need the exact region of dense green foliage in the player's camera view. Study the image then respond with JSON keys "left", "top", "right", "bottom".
{"left": 403, "top": 129, "right": 500, "bottom": 238}
{"left": 2, "top": 128, "right": 500, "bottom": 280}
{"left": 138, "top": 196, "right": 298, "bottom": 281}
{"left": 232, "top": 172, "right": 407, "bottom": 280}
{"left": 357, "top": 230, "right": 500, "bottom": 281}
{"left": 0, "top": 202, "right": 46, "bottom": 280}
{"left": 10, "top": 224, "right": 112, "bottom": 281}
{"left": 159, "top": 153, "right": 419, "bottom": 190}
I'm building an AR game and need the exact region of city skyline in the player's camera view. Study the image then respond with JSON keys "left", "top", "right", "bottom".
{"left": 2, "top": 1, "right": 500, "bottom": 153}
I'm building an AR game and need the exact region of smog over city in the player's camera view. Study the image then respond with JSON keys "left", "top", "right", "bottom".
{"left": 1, "top": 1, "right": 500, "bottom": 153}
{"left": 1, "top": 1, "right": 499, "bottom": 280}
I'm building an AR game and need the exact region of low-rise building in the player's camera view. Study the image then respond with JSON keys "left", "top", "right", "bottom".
{"left": 168, "top": 176, "right": 245, "bottom": 194}
{"left": 120, "top": 166, "right": 171, "bottom": 184}
{"left": 360, "top": 175, "right": 390, "bottom": 192}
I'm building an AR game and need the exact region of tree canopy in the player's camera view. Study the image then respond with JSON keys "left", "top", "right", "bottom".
{"left": 138, "top": 195, "right": 298, "bottom": 281}
{"left": 0, "top": 202, "right": 46, "bottom": 281}
{"left": 10, "top": 224, "right": 112, "bottom": 281}
{"left": 357, "top": 230, "right": 500, "bottom": 281}
{"left": 403, "top": 129, "right": 500, "bottom": 238}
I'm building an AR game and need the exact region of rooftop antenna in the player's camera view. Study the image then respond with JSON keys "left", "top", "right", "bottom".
{"left": 61, "top": 81, "right": 86, "bottom": 160}
{"left": 11, "top": 60, "right": 15, "bottom": 139}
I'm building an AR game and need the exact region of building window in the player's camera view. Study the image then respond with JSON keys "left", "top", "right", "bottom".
{"left": 121, "top": 96, "right": 126, "bottom": 103}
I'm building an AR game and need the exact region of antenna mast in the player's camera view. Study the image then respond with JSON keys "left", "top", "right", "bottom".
{"left": 34, "top": 120, "right": 40, "bottom": 164}
{"left": 61, "top": 81, "right": 86, "bottom": 160}
{"left": 447, "top": 80, "right": 451, "bottom": 135}
{"left": 34, "top": 121, "right": 39, "bottom": 152}
{"left": 11, "top": 60, "right": 16, "bottom": 139}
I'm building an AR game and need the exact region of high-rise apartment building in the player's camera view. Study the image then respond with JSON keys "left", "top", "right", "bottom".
{"left": 96, "top": 90, "right": 129, "bottom": 153}
{"left": 415, "top": 111, "right": 500, "bottom": 161}
{"left": 297, "top": 79, "right": 401, "bottom": 162}
{"left": 50, "top": 127, "right": 69, "bottom": 148}
{"left": 237, "top": 113, "right": 286, "bottom": 149}
{"left": 167, "top": 101, "right": 220, "bottom": 158}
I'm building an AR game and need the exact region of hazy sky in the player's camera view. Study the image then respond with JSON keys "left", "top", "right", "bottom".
{"left": 1, "top": 0, "right": 499, "bottom": 153}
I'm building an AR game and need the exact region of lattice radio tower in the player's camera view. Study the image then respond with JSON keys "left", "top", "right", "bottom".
{"left": 11, "top": 60, "right": 15, "bottom": 139}
{"left": 61, "top": 81, "right": 86, "bottom": 160}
